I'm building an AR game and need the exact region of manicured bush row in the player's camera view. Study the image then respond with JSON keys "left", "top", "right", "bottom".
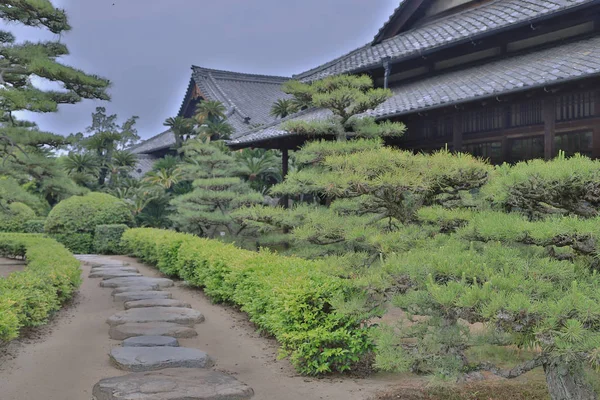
{"left": 0, "top": 233, "right": 81, "bottom": 342}
{"left": 94, "top": 224, "right": 129, "bottom": 255}
{"left": 121, "top": 228, "right": 372, "bottom": 375}
{"left": 23, "top": 219, "right": 45, "bottom": 233}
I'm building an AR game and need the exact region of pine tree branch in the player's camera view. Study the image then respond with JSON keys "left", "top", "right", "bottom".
{"left": 474, "top": 356, "right": 546, "bottom": 379}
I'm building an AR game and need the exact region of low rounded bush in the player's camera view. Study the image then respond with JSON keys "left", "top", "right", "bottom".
{"left": 45, "top": 193, "right": 134, "bottom": 253}
{"left": 0, "top": 202, "right": 36, "bottom": 232}
{"left": 94, "top": 224, "right": 129, "bottom": 255}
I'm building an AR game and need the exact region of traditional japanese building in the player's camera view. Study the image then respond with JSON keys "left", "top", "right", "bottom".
{"left": 136, "top": 0, "right": 600, "bottom": 175}
{"left": 229, "top": 0, "right": 600, "bottom": 165}
{"left": 129, "top": 66, "right": 290, "bottom": 176}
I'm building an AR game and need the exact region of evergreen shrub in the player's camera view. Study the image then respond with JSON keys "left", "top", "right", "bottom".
{"left": 23, "top": 219, "right": 45, "bottom": 233}
{"left": 122, "top": 228, "right": 372, "bottom": 374}
{"left": 0, "top": 233, "right": 81, "bottom": 342}
{"left": 0, "top": 202, "right": 36, "bottom": 232}
{"left": 94, "top": 224, "right": 129, "bottom": 255}
{"left": 45, "top": 193, "right": 133, "bottom": 253}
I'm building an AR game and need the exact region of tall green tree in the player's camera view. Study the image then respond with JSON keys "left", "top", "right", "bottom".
{"left": 0, "top": 0, "right": 110, "bottom": 207}
{"left": 70, "top": 107, "right": 139, "bottom": 187}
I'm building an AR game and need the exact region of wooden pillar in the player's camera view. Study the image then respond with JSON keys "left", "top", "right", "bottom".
{"left": 543, "top": 96, "right": 556, "bottom": 160}
{"left": 282, "top": 148, "right": 289, "bottom": 209}
{"left": 452, "top": 113, "right": 462, "bottom": 152}
{"left": 593, "top": 90, "right": 600, "bottom": 159}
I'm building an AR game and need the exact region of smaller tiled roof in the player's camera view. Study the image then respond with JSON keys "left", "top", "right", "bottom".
{"left": 133, "top": 67, "right": 292, "bottom": 155}
{"left": 230, "top": 34, "right": 600, "bottom": 146}
{"left": 131, "top": 154, "right": 159, "bottom": 179}
{"left": 129, "top": 129, "right": 175, "bottom": 155}
{"left": 190, "top": 66, "right": 291, "bottom": 138}
{"left": 295, "top": 0, "right": 595, "bottom": 82}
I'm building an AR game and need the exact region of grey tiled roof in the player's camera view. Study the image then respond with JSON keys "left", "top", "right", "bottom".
{"left": 295, "top": 0, "right": 595, "bottom": 82}
{"left": 129, "top": 129, "right": 175, "bottom": 155}
{"left": 230, "top": 34, "right": 600, "bottom": 146}
{"left": 133, "top": 67, "right": 291, "bottom": 155}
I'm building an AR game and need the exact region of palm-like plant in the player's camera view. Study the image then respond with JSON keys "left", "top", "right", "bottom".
{"left": 236, "top": 148, "right": 282, "bottom": 191}
{"left": 163, "top": 116, "right": 195, "bottom": 149}
{"left": 63, "top": 152, "right": 100, "bottom": 175}
{"left": 198, "top": 120, "right": 234, "bottom": 142}
{"left": 143, "top": 167, "right": 184, "bottom": 190}
{"left": 194, "top": 100, "right": 227, "bottom": 125}
{"left": 270, "top": 98, "right": 298, "bottom": 119}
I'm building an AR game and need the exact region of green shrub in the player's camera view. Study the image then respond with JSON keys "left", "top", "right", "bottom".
{"left": 0, "top": 202, "right": 36, "bottom": 232}
{"left": 45, "top": 193, "right": 134, "bottom": 253}
{"left": 23, "top": 219, "right": 45, "bottom": 234}
{"left": 0, "top": 233, "right": 81, "bottom": 342}
{"left": 94, "top": 224, "right": 128, "bottom": 255}
{"left": 122, "top": 228, "right": 373, "bottom": 374}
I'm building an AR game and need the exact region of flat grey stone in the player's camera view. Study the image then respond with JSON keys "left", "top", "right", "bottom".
{"left": 110, "top": 346, "right": 212, "bottom": 372}
{"left": 92, "top": 368, "right": 254, "bottom": 400}
{"left": 91, "top": 266, "right": 139, "bottom": 273}
{"left": 113, "top": 291, "right": 172, "bottom": 303}
{"left": 101, "top": 277, "right": 174, "bottom": 288}
{"left": 107, "top": 307, "right": 204, "bottom": 327}
{"left": 122, "top": 336, "right": 179, "bottom": 347}
{"left": 109, "top": 322, "right": 198, "bottom": 340}
{"left": 112, "top": 285, "right": 160, "bottom": 295}
{"left": 89, "top": 262, "right": 128, "bottom": 268}
{"left": 125, "top": 299, "right": 191, "bottom": 310}
{"left": 89, "top": 271, "right": 143, "bottom": 279}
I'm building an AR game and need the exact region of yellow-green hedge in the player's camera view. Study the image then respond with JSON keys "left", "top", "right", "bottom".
{"left": 0, "top": 234, "right": 81, "bottom": 342}
{"left": 121, "top": 228, "right": 372, "bottom": 375}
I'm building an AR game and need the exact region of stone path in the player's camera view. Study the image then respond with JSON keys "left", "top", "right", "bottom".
{"left": 77, "top": 255, "right": 254, "bottom": 400}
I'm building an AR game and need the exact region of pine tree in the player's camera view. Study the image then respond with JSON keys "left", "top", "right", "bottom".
{"left": 170, "top": 140, "right": 263, "bottom": 238}
{"left": 281, "top": 74, "right": 405, "bottom": 141}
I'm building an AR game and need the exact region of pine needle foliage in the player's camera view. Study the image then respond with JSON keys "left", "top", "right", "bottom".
{"left": 280, "top": 75, "right": 406, "bottom": 141}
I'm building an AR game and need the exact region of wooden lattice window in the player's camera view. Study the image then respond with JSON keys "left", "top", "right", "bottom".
{"left": 464, "top": 141, "right": 503, "bottom": 164}
{"left": 556, "top": 91, "right": 595, "bottom": 121}
{"left": 463, "top": 106, "right": 505, "bottom": 134}
{"left": 510, "top": 100, "right": 542, "bottom": 127}
{"left": 554, "top": 131, "right": 593, "bottom": 157}
{"left": 508, "top": 136, "right": 544, "bottom": 162}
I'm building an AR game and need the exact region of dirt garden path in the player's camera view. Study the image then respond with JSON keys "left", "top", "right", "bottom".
{"left": 0, "top": 255, "right": 403, "bottom": 400}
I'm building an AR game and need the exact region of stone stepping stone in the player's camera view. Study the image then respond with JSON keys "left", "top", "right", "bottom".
{"left": 122, "top": 336, "right": 179, "bottom": 347}
{"left": 125, "top": 299, "right": 191, "bottom": 310}
{"left": 109, "top": 322, "right": 198, "bottom": 340}
{"left": 89, "top": 271, "right": 143, "bottom": 279}
{"left": 113, "top": 291, "right": 172, "bottom": 303}
{"left": 91, "top": 266, "right": 139, "bottom": 273}
{"left": 101, "top": 277, "right": 174, "bottom": 288}
{"left": 112, "top": 285, "right": 160, "bottom": 295}
{"left": 89, "top": 262, "right": 128, "bottom": 268}
{"left": 107, "top": 307, "right": 204, "bottom": 327}
{"left": 109, "top": 346, "right": 212, "bottom": 372}
{"left": 92, "top": 368, "right": 254, "bottom": 400}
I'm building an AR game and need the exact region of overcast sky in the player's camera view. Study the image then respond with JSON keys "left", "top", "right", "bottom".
{"left": 11, "top": 0, "right": 398, "bottom": 140}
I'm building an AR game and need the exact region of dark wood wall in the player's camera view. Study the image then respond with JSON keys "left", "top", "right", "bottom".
{"left": 389, "top": 83, "right": 600, "bottom": 164}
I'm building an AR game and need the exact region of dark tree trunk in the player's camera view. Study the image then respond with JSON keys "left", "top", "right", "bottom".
{"left": 544, "top": 360, "right": 597, "bottom": 400}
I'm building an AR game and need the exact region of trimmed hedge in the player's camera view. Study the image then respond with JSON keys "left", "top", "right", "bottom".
{"left": 0, "top": 202, "right": 36, "bottom": 232}
{"left": 94, "top": 224, "right": 128, "bottom": 255}
{"left": 45, "top": 193, "right": 134, "bottom": 253}
{"left": 0, "top": 233, "right": 81, "bottom": 342}
{"left": 122, "top": 228, "right": 372, "bottom": 375}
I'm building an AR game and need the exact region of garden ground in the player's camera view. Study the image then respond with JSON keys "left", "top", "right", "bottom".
{"left": 0, "top": 257, "right": 26, "bottom": 278}
{"left": 0, "top": 255, "right": 554, "bottom": 400}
